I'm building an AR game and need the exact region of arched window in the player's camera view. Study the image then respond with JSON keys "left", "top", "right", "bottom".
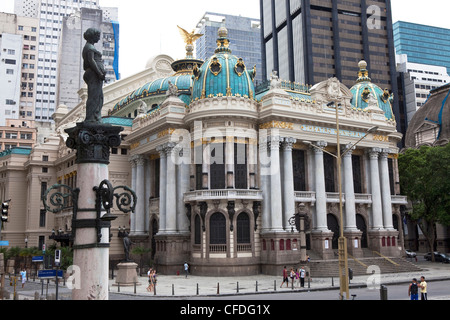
{"left": 194, "top": 215, "right": 201, "bottom": 245}
{"left": 236, "top": 212, "right": 250, "bottom": 244}
{"left": 210, "top": 212, "right": 226, "bottom": 244}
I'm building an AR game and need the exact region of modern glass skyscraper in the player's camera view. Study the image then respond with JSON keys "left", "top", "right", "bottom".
{"left": 195, "top": 12, "right": 263, "bottom": 84}
{"left": 394, "top": 21, "right": 450, "bottom": 76}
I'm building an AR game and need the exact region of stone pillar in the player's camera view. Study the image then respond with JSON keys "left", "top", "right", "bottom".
{"left": 65, "top": 122, "right": 123, "bottom": 300}
{"left": 157, "top": 145, "right": 167, "bottom": 232}
{"left": 379, "top": 149, "right": 394, "bottom": 230}
{"left": 130, "top": 157, "right": 137, "bottom": 235}
{"left": 343, "top": 146, "right": 363, "bottom": 257}
{"left": 368, "top": 148, "right": 384, "bottom": 230}
{"left": 145, "top": 158, "right": 152, "bottom": 233}
{"left": 165, "top": 143, "right": 177, "bottom": 233}
{"left": 313, "top": 141, "right": 328, "bottom": 232}
{"left": 281, "top": 137, "right": 296, "bottom": 230}
{"left": 177, "top": 146, "right": 191, "bottom": 233}
{"left": 269, "top": 136, "right": 284, "bottom": 232}
{"left": 134, "top": 155, "right": 146, "bottom": 236}
{"left": 259, "top": 137, "right": 271, "bottom": 232}
{"left": 226, "top": 136, "right": 234, "bottom": 188}
{"left": 249, "top": 138, "right": 258, "bottom": 189}
{"left": 343, "top": 146, "right": 357, "bottom": 231}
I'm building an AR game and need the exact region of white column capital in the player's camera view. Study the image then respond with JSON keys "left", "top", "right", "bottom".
{"left": 281, "top": 137, "right": 297, "bottom": 151}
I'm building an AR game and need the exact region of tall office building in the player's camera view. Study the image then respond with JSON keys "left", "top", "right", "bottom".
{"left": 58, "top": 7, "right": 119, "bottom": 108}
{"left": 14, "top": 0, "right": 119, "bottom": 120}
{"left": 260, "top": 0, "right": 401, "bottom": 136}
{"left": 260, "top": 0, "right": 397, "bottom": 89}
{"left": 195, "top": 12, "right": 263, "bottom": 84}
{"left": 394, "top": 21, "right": 450, "bottom": 76}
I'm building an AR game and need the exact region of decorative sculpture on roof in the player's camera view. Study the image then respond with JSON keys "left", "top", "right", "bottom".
{"left": 177, "top": 25, "right": 204, "bottom": 45}
{"left": 82, "top": 28, "right": 106, "bottom": 123}
{"left": 270, "top": 70, "right": 282, "bottom": 90}
{"left": 326, "top": 77, "right": 343, "bottom": 102}
{"left": 166, "top": 81, "right": 179, "bottom": 97}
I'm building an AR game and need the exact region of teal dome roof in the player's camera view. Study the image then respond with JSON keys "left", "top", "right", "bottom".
{"left": 350, "top": 61, "right": 395, "bottom": 121}
{"left": 113, "top": 74, "right": 193, "bottom": 112}
{"left": 191, "top": 27, "right": 256, "bottom": 101}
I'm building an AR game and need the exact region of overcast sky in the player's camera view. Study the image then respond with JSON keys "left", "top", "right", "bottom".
{"left": 1, "top": 0, "right": 449, "bottom": 78}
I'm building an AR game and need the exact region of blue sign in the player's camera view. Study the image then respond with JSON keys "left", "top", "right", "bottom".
{"left": 32, "top": 256, "right": 44, "bottom": 262}
{"left": 38, "top": 269, "right": 63, "bottom": 279}
{"left": 0, "top": 241, "right": 9, "bottom": 246}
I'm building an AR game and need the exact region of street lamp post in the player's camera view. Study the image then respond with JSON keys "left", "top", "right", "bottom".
{"left": 305, "top": 101, "right": 378, "bottom": 300}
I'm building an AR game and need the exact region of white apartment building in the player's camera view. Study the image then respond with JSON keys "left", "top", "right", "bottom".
{"left": 397, "top": 53, "right": 450, "bottom": 124}
{"left": 0, "top": 32, "right": 23, "bottom": 126}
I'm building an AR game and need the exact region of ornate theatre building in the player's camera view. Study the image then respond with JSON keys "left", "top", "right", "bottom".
{"left": 0, "top": 27, "right": 407, "bottom": 276}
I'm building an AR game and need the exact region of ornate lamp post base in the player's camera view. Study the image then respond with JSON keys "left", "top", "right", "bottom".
{"left": 65, "top": 122, "right": 123, "bottom": 165}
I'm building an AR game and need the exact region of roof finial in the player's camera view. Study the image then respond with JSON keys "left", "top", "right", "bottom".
{"left": 357, "top": 60, "right": 371, "bottom": 82}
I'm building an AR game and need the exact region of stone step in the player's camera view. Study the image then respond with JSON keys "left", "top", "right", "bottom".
{"left": 308, "top": 256, "right": 422, "bottom": 277}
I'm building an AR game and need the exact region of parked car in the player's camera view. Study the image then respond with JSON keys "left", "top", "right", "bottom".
{"left": 405, "top": 250, "right": 416, "bottom": 258}
{"left": 424, "top": 251, "right": 450, "bottom": 262}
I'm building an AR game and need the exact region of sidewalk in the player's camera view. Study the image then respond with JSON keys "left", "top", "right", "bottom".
{"left": 109, "top": 260, "right": 450, "bottom": 298}
{"left": 6, "top": 259, "right": 450, "bottom": 300}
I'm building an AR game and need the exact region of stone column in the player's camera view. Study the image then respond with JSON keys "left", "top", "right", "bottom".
{"left": 145, "top": 158, "right": 152, "bottom": 233}
{"left": 177, "top": 146, "right": 191, "bottom": 233}
{"left": 343, "top": 145, "right": 357, "bottom": 231}
{"left": 379, "top": 149, "right": 394, "bottom": 230}
{"left": 226, "top": 136, "right": 234, "bottom": 188}
{"left": 269, "top": 136, "right": 283, "bottom": 232}
{"left": 165, "top": 143, "right": 177, "bottom": 233}
{"left": 135, "top": 155, "right": 146, "bottom": 236}
{"left": 249, "top": 138, "right": 258, "bottom": 189}
{"left": 259, "top": 137, "right": 271, "bottom": 232}
{"left": 313, "top": 141, "right": 328, "bottom": 232}
{"left": 368, "top": 148, "right": 384, "bottom": 230}
{"left": 129, "top": 157, "right": 137, "bottom": 235}
{"left": 282, "top": 137, "right": 296, "bottom": 230}
{"left": 157, "top": 145, "right": 167, "bottom": 232}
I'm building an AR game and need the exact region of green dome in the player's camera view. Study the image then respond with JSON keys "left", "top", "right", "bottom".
{"left": 191, "top": 27, "right": 256, "bottom": 101}
{"left": 350, "top": 61, "right": 395, "bottom": 121}
{"left": 113, "top": 74, "right": 193, "bottom": 112}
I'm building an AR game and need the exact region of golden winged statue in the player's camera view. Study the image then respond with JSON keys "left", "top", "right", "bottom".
{"left": 177, "top": 25, "right": 204, "bottom": 45}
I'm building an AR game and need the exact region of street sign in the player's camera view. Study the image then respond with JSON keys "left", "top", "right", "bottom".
{"left": 0, "top": 241, "right": 9, "bottom": 246}
{"left": 38, "top": 269, "right": 63, "bottom": 279}
{"left": 32, "top": 256, "right": 44, "bottom": 262}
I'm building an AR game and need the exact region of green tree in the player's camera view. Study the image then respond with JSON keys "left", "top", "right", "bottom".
{"left": 399, "top": 144, "right": 450, "bottom": 260}
{"left": 131, "top": 246, "right": 151, "bottom": 275}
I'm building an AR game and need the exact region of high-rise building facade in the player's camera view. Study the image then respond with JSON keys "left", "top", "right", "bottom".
{"left": 58, "top": 7, "right": 119, "bottom": 108}
{"left": 396, "top": 53, "right": 450, "bottom": 125}
{"left": 394, "top": 21, "right": 450, "bottom": 76}
{"left": 13, "top": 0, "right": 119, "bottom": 120}
{"left": 260, "top": 0, "right": 397, "bottom": 89}
{"left": 260, "top": 0, "right": 401, "bottom": 137}
{"left": 0, "top": 12, "right": 39, "bottom": 126}
{"left": 195, "top": 12, "right": 263, "bottom": 84}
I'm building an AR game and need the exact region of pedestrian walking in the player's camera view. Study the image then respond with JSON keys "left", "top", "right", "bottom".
{"left": 419, "top": 276, "right": 428, "bottom": 300}
{"left": 408, "top": 278, "right": 419, "bottom": 300}
{"left": 299, "top": 266, "right": 306, "bottom": 288}
{"left": 20, "top": 268, "right": 26, "bottom": 288}
{"left": 184, "top": 261, "right": 189, "bottom": 278}
{"left": 280, "top": 266, "right": 289, "bottom": 288}
{"left": 290, "top": 268, "right": 295, "bottom": 287}
{"left": 146, "top": 268, "right": 153, "bottom": 292}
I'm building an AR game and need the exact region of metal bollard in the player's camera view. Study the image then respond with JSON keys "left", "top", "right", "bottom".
{"left": 172, "top": 284, "right": 174, "bottom": 296}
{"left": 237, "top": 282, "right": 239, "bottom": 293}
{"left": 217, "top": 283, "right": 220, "bottom": 295}
{"left": 256, "top": 281, "right": 258, "bottom": 292}
{"left": 196, "top": 283, "right": 199, "bottom": 295}
{"left": 380, "top": 285, "right": 388, "bottom": 300}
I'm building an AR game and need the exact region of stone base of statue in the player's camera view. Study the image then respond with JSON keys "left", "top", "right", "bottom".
{"left": 114, "top": 262, "right": 141, "bottom": 287}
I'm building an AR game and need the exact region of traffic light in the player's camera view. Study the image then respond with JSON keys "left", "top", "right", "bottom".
{"left": 1, "top": 201, "right": 9, "bottom": 222}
